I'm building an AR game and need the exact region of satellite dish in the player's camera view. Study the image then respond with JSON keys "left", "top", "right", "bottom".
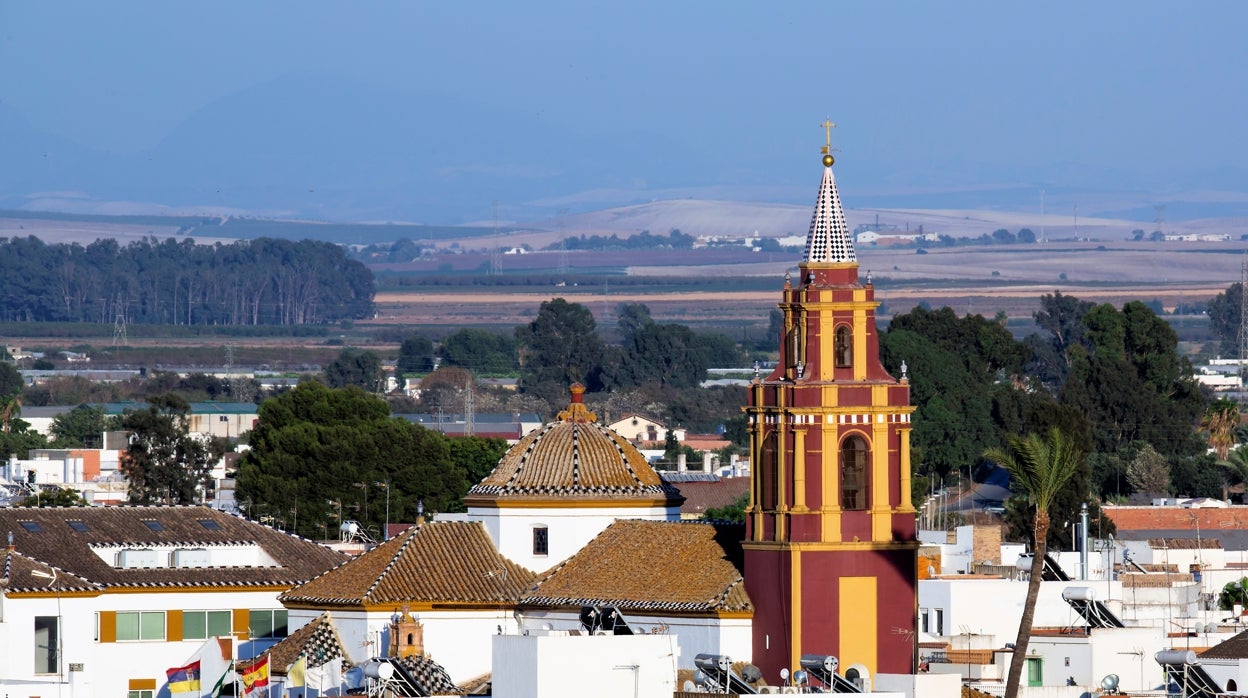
{"left": 1101, "top": 674, "right": 1120, "bottom": 693}
{"left": 741, "top": 665, "right": 762, "bottom": 683}
{"left": 682, "top": 680, "right": 696, "bottom": 692}
{"left": 793, "top": 670, "right": 808, "bottom": 685}
{"left": 780, "top": 668, "right": 790, "bottom": 682}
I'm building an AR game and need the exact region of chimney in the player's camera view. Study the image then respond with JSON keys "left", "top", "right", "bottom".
{"left": 677, "top": 453, "right": 687, "bottom": 472}
{"left": 702, "top": 453, "right": 713, "bottom": 473}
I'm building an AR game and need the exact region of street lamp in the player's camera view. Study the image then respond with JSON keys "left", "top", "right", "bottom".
{"left": 353, "top": 482, "right": 369, "bottom": 532}
{"left": 32, "top": 568, "right": 63, "bottom": 696}
{"left": 373, "top": 481, "right": 390, "bottom": 541}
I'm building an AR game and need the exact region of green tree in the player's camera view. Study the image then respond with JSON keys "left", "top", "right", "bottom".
{"left": 515, "top": 298, "right": 607, "bottom": 405}
{"left": 397, "top": 334, "right": 436, "bottom": 375}
{"left": 992, "top": 228, "right": 1016, "bottom": 244}
{"left": 704, "top": 493, "right": 748, "bottom": 522}
{"left": 439, "top": 329, "right": 517, "bottom": 374}
{"left": 616, "top": 302, "right": 654, "bottom": 344}
{"left": 984, "top": 428, "right": 1084, "bottom": 698}
{"left": 236, "top": 382, "right": 476, "bottom": 539}
{"left": 1017, "top": 228, "right": 1036, "bottom": 243}
{"left": 120, "top": 394, "right": 226, "bottom": 505}
{"left": 1218, "top": 577, "right": 1248, "bottom": 611}
{"left": 50, "top": 404, "right": 111, "bottom": 448}
{"left": 1025, "top": 291, "right": 1094, "bottom": 391}
{"left": 618, "top": 323, "right": 710, "bottom": 389}
{"left": 1206, "top": 282, "right": 1242, "bottom": 355}
{"left": 696, "top": 333, "right": 747, "bottom": 367}
{"left": 324, "top": 349, "right": 384, "bottom": 391}
{"left": 0, "top": 361, "right": 24, "bottom": 400}
{"left": 449, "top": 436, "right": 509, "bottom": 487}
{"left": 1125, "top": 443, "right": 1171, "bottom": 497}
{"left": 16, "top": 487, "right": 90, "bottom": 507}
{"left": 1058, "top": 301, "right": 1203, "bottom": 457}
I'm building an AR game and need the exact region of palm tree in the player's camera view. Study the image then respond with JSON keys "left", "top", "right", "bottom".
{"left": 1220, "top": 447, "right": 1248, "bottom": 501}
{"left": 984, "top": 428, "right": 1084, "bottom": 698}
{"left": 1203, "top": 398, "right": 1240, "bottom": 461}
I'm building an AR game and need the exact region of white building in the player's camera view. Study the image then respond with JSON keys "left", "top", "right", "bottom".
{"left": 0, "top": 506, "right": 346, "bottom": 698}
{"left": 274, "top": 385, "right": 749, "bottom": 687}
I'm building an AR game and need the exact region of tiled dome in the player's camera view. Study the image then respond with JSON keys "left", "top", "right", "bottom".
{"left": 465, "top": 384, "right": 684, "bottom": 506}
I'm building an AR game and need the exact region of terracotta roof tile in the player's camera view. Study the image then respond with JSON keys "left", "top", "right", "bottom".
{"left": 521, "top": 519, "right": 751, "bottom": 615}
{"left": 281, "top": 521, "right": 535, "bottom": 608}
{"left": 1200, "top": 628, "right": 1248, "bottom": 659}
{"left": 0, "top": 506, "right": 348, "bottom": 590}
{"left": 673, "top": 477, "right": 750, "bottom": 517}
{"left": 466, "top": 399, "right": 684, "bottom": 505}
{"left": 266, "top": 613, "right": 352, "bottom": 675}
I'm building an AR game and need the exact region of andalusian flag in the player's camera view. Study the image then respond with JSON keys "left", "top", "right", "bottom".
{"left": 241, "top": 655, "right": 270, "bottom": 698}
{"left": 166, "top": 661, "right": 202, "bottom": 698}
{"left": 209, "top": 660, "right": 234, "bottom": 698}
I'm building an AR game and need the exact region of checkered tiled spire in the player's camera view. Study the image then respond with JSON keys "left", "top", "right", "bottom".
{"left": 802, "top": 159, "right": 855, "bottom": 264}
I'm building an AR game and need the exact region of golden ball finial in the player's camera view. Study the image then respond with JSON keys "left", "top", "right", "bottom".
{"left": 822, "top": 153, "right": 834, "bottom": 167}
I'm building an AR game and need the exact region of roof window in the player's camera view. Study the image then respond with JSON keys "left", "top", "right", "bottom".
{"left": 68, "top": 521, "right": 90, "bottom": 532}
{"left": 141, "top": 520, "right": 165, "bottom": 532}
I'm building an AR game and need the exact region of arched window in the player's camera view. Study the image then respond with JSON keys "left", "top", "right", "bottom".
{"left": 787, "top": 325, "right": 801, "bottom": 372}
{"left": 407, "top": 633, "right": 414, "bottom": 644}
{"left": 835, "top": 325, "right": 853, "bottom": 368}
{"left": 841, "top": 435, "right": 868, "bottom": 510}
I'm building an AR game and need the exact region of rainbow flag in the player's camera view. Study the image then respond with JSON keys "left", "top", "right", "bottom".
{"left": 166, "top": 660, "right": 201, "bottom": 698}
{"left": 241, "top": 655, "right": 270, "bottom": 698}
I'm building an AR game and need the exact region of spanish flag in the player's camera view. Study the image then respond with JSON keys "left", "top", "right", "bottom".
{"left": 166, "top": 660, "right": 201, "bottom": 698}
{"left": 241, "top": 655, "right": 270, "bottom": 698}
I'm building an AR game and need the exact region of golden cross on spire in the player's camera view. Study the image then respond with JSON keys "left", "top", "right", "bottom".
{"left": 820, "top": 118, "right": 836, "bottom": 155}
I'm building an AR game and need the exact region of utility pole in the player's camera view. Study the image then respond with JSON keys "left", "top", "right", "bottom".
{"left": 1239, "top": 253, "right": 1248, "bottom": 406}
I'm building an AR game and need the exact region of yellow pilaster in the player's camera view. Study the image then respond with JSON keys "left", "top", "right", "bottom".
{"left": 870, "top": 414, "right": 891, "bottom": 541}
{"left": 899, "top": 426, "right": 915, "bottom": 512}
{"left": 776, "top": 391, "right": 788, "bottom": 541}
{"left": 791, "top": 549, "right": 803, "bottom": 673}
{"left": 793, "top": 426, "right": 808, "bottom": 512}
{"left": 852, "top": 289, "right": 869, "bottom": 381}
{"left": 821, "top": 418, "right": 842, "bottom": 542}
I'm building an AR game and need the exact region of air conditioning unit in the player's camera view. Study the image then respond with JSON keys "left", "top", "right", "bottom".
{"left": 117, "top": 549, "right": 161, "bottom": 568}
{"left": 171, "top": 548, "right": 211, "bottom": 568}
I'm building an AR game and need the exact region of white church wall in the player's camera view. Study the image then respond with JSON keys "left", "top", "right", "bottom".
{"left": 492, "top": 632, "right": 677, "bottom": 698}
{"left": 470, "top": 504, "right": 679, "bottom": 570}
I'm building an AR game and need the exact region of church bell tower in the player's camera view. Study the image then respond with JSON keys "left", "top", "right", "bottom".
{"left": 743, "top": 123, "right": 918, "bottom": 684}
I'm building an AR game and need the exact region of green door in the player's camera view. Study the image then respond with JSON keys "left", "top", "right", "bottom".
{"left": 1026, "top": 658, "right": 1043, "bottom": 687}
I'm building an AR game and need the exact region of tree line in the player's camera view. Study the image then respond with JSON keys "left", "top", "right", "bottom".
{"left": 0, "top": 235, "right": 374, "bottom": 325}
{"left": 879, "top": 292, "right": 1224, "bottom": 547}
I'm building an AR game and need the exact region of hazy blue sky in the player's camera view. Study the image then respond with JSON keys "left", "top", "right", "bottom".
{"left": 3, "top": 1, "right": 1247, "bottom": 222}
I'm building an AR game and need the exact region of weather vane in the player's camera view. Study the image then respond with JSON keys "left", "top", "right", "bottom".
{"left": 820, "top": 118, "right": 837, "bottom": 166}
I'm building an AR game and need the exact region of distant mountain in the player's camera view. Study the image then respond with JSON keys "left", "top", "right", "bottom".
{"left": 4, "top": 74, "right": 1248, "bottom": 225}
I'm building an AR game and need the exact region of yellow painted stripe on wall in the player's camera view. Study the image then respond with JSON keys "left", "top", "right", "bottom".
{"left": 839, "top": 576, "right": 878, "bottom": 674}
